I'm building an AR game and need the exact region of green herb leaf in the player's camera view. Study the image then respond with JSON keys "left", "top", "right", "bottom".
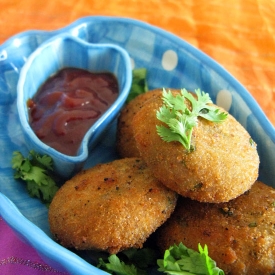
{"left": 97, "top": 244, "right": 224, "bottom": 275}
{"left": 97, "top": 247, "right": 158, "bottom": 275}
{"left": 29, "top": 150, "right": 54, "bottom": 171}
{"left": 11, "top": 150, "right": 59, "bottom": 207}
{"left": 157, "top": 243, "right": 225, "bottom": 275}
{"left": 126, "top": 68, "right": 148, "bottom": 103}
{"left": 156, "top": 88, "right": 228, "bottom": 151}
{"left": 98, "top": 254, "right": 142, "bottom": 275}
{"left": 121, "top": 247, "right": 158, "bottom": 269}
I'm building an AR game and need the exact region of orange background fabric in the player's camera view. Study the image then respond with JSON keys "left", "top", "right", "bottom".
{"left": 1, "top": 0, "right": 275, "bottom": 126}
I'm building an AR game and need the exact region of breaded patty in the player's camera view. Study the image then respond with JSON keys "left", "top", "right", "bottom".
{"left": 156, "top": 181, "right": 275, "bottom": 275}
{"left": 132, "top": 91, "right": 259, "bottom": 202}
{"left": 116, "top": 89, "right": 164, "bottom": 158}
{"left": 48, "top": 158, "right": 178, "bottom": 254}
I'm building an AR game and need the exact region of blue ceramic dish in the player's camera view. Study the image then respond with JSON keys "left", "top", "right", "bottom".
{"left": 17, "top": 34, "right": 132, "bottom": 178}
{"left": 0, "top": 16, "right": 274, "bottom": 275}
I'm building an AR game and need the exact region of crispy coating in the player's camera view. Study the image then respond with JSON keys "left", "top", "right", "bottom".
{"left": 116, "top": 89, "right": 164, "bottom": 158}
{"left": 156, "top": 181, "right": 275, "bottom": 275}
{"left": 48, "top": 158, "right": 178, "bottom": 254}
{"left": 132, "top": 91, "right": 259, "bottom": 202}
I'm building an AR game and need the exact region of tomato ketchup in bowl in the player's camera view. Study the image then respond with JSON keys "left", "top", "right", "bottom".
{"left": 17, "top": 34, "right": 132, "bottom": 178}
{"left": 27, "top": 68, "right": 119, "bottom": 156}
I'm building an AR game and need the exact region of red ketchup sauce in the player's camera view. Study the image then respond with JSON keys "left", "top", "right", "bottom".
{"left": 27, "top": 68, "right": 119, "bottom": 156}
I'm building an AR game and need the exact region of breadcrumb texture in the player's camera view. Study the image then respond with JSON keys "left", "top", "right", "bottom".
{"left": 116, "top": 89, "right": 164, "bottom": 158}
{"left": 132, "top": 91, "right": 260, "bottom": 202}
{"left": 48, "top": 158, "right": 178, "bottom": 254}
{"left": 156, "top": 181, "right": 275, "bottom": 275}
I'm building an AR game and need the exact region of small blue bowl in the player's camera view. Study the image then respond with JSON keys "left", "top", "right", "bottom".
{"left": 17, "top": 34, "right": 132, "bottom": 178}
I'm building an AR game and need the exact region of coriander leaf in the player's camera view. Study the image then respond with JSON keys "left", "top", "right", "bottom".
{"left": 20, "top": 165, "right": 50, "bottom": 185}
{"left": 29, "top": 150, "right": 54, "bottom": 171}
{"left": 198, "top": 107, "right": 228, "bottom": 122}
{"left": 11, "top": 151, "right": 26, "bottom": 170}
{"left": 197, "top": 244, "right": 224, "bottom": 275}
{"left": 185, "top": 89, "right": 227, "bottom": 122}
{"left": 126, "top": 68, "right": 148, "bottom": 103}
{"left": 26, "top": 179, "right": 58, "bottom": 203}
{"left": 97, "top": 248, "right": 157, "bottom": 275}
{"left": 156, "top": 88, "right": 227, "bottom": 151}
{"left": 157, "top": 243, "right": 224, "bottom": 275}
{"left": 98, "top": 254, "right": 143, "bottom": 275}
{"left": 121, "top": 247, "right": 158, "bottom": 269}
{"left": 162, "top": 89, "right": 189, "bottom": 113}
{"left": 11, "top": 150, "right": 59, "bottom": 206}
{"left": 157, "top": 105, "right": 178, "bottom": 122}
{"left": 156, "top": 120, "right": 191, "bottom": 149}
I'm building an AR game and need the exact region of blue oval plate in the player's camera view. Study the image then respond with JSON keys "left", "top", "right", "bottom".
{"left": 0, "top": 16, "right": 274, "bottom": 275}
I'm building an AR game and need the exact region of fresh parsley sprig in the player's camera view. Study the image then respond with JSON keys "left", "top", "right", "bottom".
{"left": 11, "top": 150, "right": 59, "bottom": 206}
{"left": 156, "top": 88, "right": 228, "bottom": 151}
{"left": 157, "top": 243, "right": 225, "bottom": 275}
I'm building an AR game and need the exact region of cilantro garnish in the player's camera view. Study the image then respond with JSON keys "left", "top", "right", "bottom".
{"left": 98, "top": 243, "right": 224, "bottom": 275}
{"left": 157, "top": 243, "right": 225, "bottom": 275}
{"left": 98, "top": 254, "right": 143, "bottom": 275}
{"left": 156, "top": 88, "right": 228, "bottom": 151}
{"left": 126, "top": 68, "right": 148, "bottom": 103}
{"left": 11, "top": 150, "right": 59, "bottom": 206}
{"left": 98, "top": 248, "right": 157, "bottom": 275}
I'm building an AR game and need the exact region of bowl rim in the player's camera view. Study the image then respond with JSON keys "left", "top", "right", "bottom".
{"left": 16, "top": 33, "right": 133, "bottom": 163}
